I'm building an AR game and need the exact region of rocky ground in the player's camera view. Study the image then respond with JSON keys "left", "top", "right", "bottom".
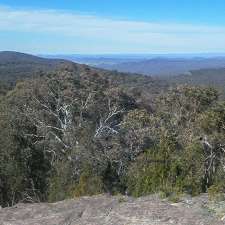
{"left": 1, "top": 194, "right": 225, "bottom": 225}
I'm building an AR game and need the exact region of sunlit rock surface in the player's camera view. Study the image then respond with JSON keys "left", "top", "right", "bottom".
{"left": 0, "top": 194, "right": 224, "bottom": 225}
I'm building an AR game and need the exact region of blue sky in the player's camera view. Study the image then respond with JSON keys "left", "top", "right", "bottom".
{"left": 0, "top": 0, "right": 225, "bottom": 54}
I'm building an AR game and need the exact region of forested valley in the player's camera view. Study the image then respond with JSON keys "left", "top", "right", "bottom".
{"left": 0, "top": 52, "right": 225, "bottom": 207}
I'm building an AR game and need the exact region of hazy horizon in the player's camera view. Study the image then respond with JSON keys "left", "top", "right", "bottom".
{"left": 40, "top": 52, "right": 225, "bottom": 57}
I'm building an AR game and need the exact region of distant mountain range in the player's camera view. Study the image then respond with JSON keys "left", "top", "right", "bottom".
{"left": 0, "top": 51, "right": 166, "bottom": 94}
{"left": 98, "top": 57, "right": 225, "bottom": 77}
{"left": 41, "top": 54, "right": 225, "bottom": 77}
{"left": 1, "top": 51, "right": 225, "bottom": 93}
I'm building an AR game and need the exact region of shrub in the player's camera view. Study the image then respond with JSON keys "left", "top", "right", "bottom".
{"left": 126, "top": 134, "right": 182, "bottom": 197}
{"left": 180, "top": 142, "right": 205, "bottom": 195}
{"left": 47, "top": 160, "right": 74, "bottom": 202}
{"left": 208, "top": 184, "right": 225, "bottom": 202}
{"left": 126, "top": 137, "right": 206, "bottom": 197}
{"left": 71, "top": 166, "right": 104, "bottom": 197}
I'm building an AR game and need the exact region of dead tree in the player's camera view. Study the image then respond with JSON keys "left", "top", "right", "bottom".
{"left": 94, "top": 98, "right": 124, "bottom": 138}
{"left": 201, "top": 135, "right": 225, "bottom": 186}
{"left": 23, "top": 88, "right": 73, "bottom": 163}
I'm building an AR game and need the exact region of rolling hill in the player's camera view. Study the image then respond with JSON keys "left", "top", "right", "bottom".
{"left": 97, "top": 57, "right": 225, "bottom": 77}
{"left": 168, "top": 67, "right": 225, "bottom": 87}
{"left": 0, "top": 51, "right": 69, "bottom": 84}
{"left": 0, "top": 51, "right": 168, "bottom": 98}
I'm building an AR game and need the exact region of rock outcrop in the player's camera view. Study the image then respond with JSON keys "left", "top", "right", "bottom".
{"left": 0, "top": 194, "right": 224, "bottom": 225}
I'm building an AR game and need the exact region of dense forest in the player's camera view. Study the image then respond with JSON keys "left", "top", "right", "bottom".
{"left": 0, "top": 52, "right": 225, "bottom": 207}
{"left": 168, "top": 68, "right": 225, "bottom": 95}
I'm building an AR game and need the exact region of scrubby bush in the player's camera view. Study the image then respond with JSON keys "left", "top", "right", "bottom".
{"left": 71, "top": 166, "right": 104, "bottom": 197}
{"left": 126, "top": 138, "right": 208, "bottom": 197}
{"left": 47, "top": 160, "right": 74, "bottom": 202}
{"left": 208, "top": 184, "right": 225, "bottom": 202}
{"left": 126, "top": 134, "right": 181, "bottom": 197}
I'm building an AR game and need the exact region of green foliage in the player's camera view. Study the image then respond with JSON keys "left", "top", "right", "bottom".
{"left": 180, "top": 143, "right": 205, "bottom": 195}
{"left": 47, "top": 160, "right": 74, "bottom": 202}
{"left": 126, "top": 137, "right": 206, "bottom": 197}
{"left": 0, "top": 58, "right": 225, "bottom": 207}
{"left": 199, "top": 102, "right": 225, "bottom": 133}
{"left": 208, "top": 184, "right": 225, "bottom": 202}
{"left": 126, "top": 134, "right": 180, "bottom": 197}
{"left": 48, "top": 161, "right": 104, "bottom": 202}
{"left": 71, "top": 166, "right": 104, "bottom": 198}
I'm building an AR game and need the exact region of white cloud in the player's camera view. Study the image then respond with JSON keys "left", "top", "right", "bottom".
{"left": 0, "top": 5, "right": 225, "bottom": 53}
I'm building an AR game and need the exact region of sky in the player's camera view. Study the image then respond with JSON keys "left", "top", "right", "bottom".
{"left": 1, "top": 0, "right": 225, "bottom": 54}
